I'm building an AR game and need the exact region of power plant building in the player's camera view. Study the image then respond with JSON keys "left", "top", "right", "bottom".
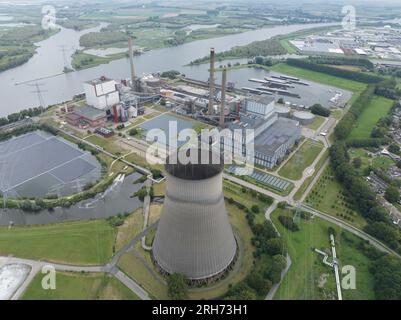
{"left": 152, "top": 148, "right": 237, "bottom": 281}
{"left": 84, "top": 76, "right": 120, "bottom": 110}
{"left": 221, "top": 97, "right": 301, "bottom": 169}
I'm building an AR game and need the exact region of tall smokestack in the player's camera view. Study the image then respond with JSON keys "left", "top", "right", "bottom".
{"left": 220, "top": 68, "right": 227, "bottom": 128}
{"left": 128, "top": 37, "right": 136, "bottom": 87}
{"left": 208, "top": 48, "right": 215, "bottom": 115}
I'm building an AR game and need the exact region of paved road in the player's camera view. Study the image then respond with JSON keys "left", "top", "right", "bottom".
{"left": 115, "top": 271, "right": 151, "bottom": 300}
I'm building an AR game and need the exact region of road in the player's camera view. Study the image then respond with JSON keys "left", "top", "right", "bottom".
{"left": 0, "top": 222, "right": 158, "bottom": 300}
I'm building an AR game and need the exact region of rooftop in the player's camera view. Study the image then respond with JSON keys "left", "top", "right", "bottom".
{"left": 73, "top": 105, "right": 106, "bottom": 121}
{"left": 254, "top": 118, "right": 301, "bottom": 155}
{"left": 85, "top": 76, "right": 114, "bottom": 86}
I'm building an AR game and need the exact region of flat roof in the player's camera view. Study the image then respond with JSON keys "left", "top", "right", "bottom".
{"left": 254, "top": 118, "right": 301, "bottom": 155}
{"left": 73, "top": 106, "right": 106, "bottom": 121}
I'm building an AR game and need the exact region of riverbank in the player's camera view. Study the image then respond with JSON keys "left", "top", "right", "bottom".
{"left": 0, "top": 22, "right": 335, "bottom": 117}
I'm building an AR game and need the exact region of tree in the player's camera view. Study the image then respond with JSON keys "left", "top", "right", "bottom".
{"left": 251, "top": 205, "right": 260, "bottom": 214}
{"left": 352, "top": 157, "right": 362, "bottom": 169}
{"left": 385, "top": 185, "right": 400, "bottom": 204}
{"left": 389, "top": 144, "right": 400, "bottom": 154}
{"left": 167, "top": 273, "right": 188, "bottom": 300}
{"left": 371, "top": 255, "right": 401, "bottom": 300}
{"left": 310, "top": 104, "right": 330, "bottom": 117}
{"left": 246, "top": 273, "right": 272, "bottom": 296}
{"left": 265, "top": 238, "right": 286, "bottom": 256}
{"left": 277, "top": 98, "right": 284, "bottom": 104}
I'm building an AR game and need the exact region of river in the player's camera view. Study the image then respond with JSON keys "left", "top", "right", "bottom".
{"left": 0, "top": 22, "right": 334, "bottom": 117}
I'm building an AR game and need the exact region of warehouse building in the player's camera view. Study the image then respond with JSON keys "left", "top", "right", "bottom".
{"left": 66, "top": 105, "right": 107, "bottom": 128}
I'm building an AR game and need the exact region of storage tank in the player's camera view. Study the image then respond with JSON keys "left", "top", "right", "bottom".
{"left": 275, "top": 105, "right": 291, "bottom": 118}
{"left": 292, "top": 111, "right": 315, "bottom": 125}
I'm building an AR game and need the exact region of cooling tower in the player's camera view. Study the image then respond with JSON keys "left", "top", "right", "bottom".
{"left": 152, "top": 148, "right": 237, "bottom": 281}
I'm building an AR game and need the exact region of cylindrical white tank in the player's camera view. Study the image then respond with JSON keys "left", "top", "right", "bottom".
{"left": 293, "top": 111, "right": 315, "bottom": 125}
{"left": 275, "top": 105, "right": 291, "bottom": 118}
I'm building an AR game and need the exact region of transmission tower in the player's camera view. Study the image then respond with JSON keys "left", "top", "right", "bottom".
{"left": 28, "top": 82, "right": 48, "bottom": 109}
{"left": 58, "top": 45, "right": 70, "bottom": 68}
{"left": 293, "top": 202, "right": 303, "bottom": 226}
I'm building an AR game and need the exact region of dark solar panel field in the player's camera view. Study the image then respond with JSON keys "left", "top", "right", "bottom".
{"left": 0, "top": 131, "right": 101, "bottom": 198}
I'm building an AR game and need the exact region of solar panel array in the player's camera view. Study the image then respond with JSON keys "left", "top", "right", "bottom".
{"left": 0, "top": 131, "right": 101, "bottom": 198}
{"left": 227, "top": 165, "right": 290, "bottom": 192}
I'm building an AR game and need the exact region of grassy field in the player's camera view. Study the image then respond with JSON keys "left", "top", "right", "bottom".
{"left": 272, "top": 208, "right": 375, "bottom": 300}
{"left": 0, "top": 221, "right": 116, "bottom": 265}
{"left": 348, "top": 95, "right": 394, "bottom": 139}
{"left": 223, "top": 180, "right": 270, "bottom": 224}
{"left": 72, "top": 51, "right": 126, "bottom": 70}
{"left": 22, "top": 272, "right": 139, "bottom": 300}
{"left": 279, "top": 140, "right": 324, "bottom": 181}
{"left": 306, "top": 115, "right": 326, "bottom": 131}
{"left": 115, "top": 209, "right": 143, "bottom": 252}
{"left": 271, "top": 63, "right": 368, "bottom": 93}
{"left": 305, "top": 166, "right": 367, "bottom": 229}
{"left": 85, "top": 134, "right": 112, "bottom": 148}
{"left": 293, "top": 150, "right": 329, "bottom": 201}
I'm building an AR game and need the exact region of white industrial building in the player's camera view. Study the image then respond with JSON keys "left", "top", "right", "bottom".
{"left": 84, "top": 76, "right": 120, "bottom": 110}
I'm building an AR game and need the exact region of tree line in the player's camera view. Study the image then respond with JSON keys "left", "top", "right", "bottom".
{"left": 286, "top": 58, "right": 383, "bottom": 84}
{"left": 329, "top": 83, "right": 401, "bottom": 254}
{"left": 0, "top": 106, "right": 44, "bottom": 127}
{"left": 307, "top": 56, "right": 374, "bottom": 71}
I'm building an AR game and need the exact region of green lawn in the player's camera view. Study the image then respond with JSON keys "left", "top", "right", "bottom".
{"left": 305, "top": 166, "right": 367, "bottom": 229}
{"left": 223, "top": 180, "right": 270, "bottom": 224}
{"left": 279, "top": 140, "right": 324, "bottom": 181}
{"left": 293, "top": 150, "right": 329, "bottom": 201}
{"left": 22, "top": 272, "right": 139, "bottom": 300}
{"left": 271, "top": 63, "right": 368, "bottom": 93}
{"left": 272, "top": 208, "right": 375, "bottom": 300}
{"left": 306, "top": 115, "right": 326, "bottom": 131}
{"left": 348, "top": 95, "right": 394, "bottom": 140}
{"left": 0, "top": 221, "right": 116, "bottom": 265}
{"left": 85, "top": 134, "right": 112, "bottom": 148}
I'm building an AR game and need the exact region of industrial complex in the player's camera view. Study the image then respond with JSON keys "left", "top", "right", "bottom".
{"left": 290, "top": 25, "right": 401, "bottom": 60}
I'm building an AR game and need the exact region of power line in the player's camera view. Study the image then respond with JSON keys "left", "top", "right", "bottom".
{"left": 28, "top": 82, "right": 48, "bottom": 109}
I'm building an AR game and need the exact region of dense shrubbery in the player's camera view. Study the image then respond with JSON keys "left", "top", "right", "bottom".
{"left": 224, "top": 196, "right": 286, "bottom": 300}
{"left": 161, "top": 70, "right": 181, "bottom": 79}
{"left": 167, "top": 273, "right": 188, "bottom": 300}
{"left": 374, "top": 79, "right": 401, "bottom": 100}
{"left": 329, "top": 81, "right": 401, "bottom": 253}
{"left": 308, "top": 56, "right": 374, "bottom": 70}
{"left": 278, "top": 215, "right": 300, "bottom": 232}
{"left": 346, "top": 138, "right": 390, "bottom": 148}
{"left": 286, "top": 58, "right": 383, "bottom": 84}
{"left": 371, "top": 255, "right": 401, "bottom": 300}
{"left": 310, "top": 103, "right": 330, "bottom": 117}
{"left": 190, "top": 37, "right": 286, "bottom": 65}
{"left": 0, "top": 106, "right": 44, "bottom": 128}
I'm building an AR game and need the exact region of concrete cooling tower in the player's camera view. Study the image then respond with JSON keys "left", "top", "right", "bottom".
{"left": 152, "top": 148, "right": 237, "bottom": 281}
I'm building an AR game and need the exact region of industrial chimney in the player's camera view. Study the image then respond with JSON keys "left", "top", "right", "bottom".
{"left": 208, "top": 48, "right": 215, "bottom": 115}
{"left": 152, "top": 148, "right": 237, "bottom": 281}
{"left": 220, "top": 68, "right": 227, "bottom": 128}
{"left": 128, "top": 37, "right": 136, "bottom": 88}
